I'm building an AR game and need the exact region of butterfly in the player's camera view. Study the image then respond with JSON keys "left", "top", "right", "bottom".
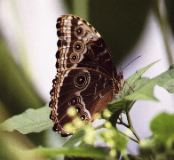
{"left": 49, "top": 14, "right": 123, "bottom": 136}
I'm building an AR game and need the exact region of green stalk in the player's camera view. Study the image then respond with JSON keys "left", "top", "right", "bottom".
{"left": 9, "top": 1, "right": 31, "bottom": 75}
{"left": 27, "top": 146, "right": 108, "bottom": 159}
{"left": 153, "top": 0, "right": 174, "bottom": 64}
{"left": 0, "top": 38, "right": 44, "bottom": 113}
{"left": 126, "top": 111, "right": 140, "bottom": 143}
{"left": 73, "top": 0, "right": 89, "bottom": 20}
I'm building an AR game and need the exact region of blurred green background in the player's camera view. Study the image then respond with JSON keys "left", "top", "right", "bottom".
{"left": 0, "top": 0, "right": 174, "bottom": 159}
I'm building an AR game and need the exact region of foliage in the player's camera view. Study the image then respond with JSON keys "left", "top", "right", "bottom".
{"left": 1, "top": 62, "right": 174, "bottom": 160}
{"left": 0, "top": 106, "right": 52, "bottom": 134}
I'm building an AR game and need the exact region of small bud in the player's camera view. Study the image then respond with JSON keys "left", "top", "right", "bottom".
{"left": 107, "top": 139, "right": 115, "bottom": 147}
{"left": 84, "top": 128, "right": 95, "bottom": 145}
{"left": 93, "top": 113, "right": 101, "bottom": 119}
{"left": 72, "top": 117, "right": 84, "bottom": 128}
{"left": 103, "top": 109, "right": 111, "bottom": 119}
{"left": 103, "top": 130, "right": 114, "bottom": 139}
{"left": 64, "top": 123, "right": 75, "bottom": 133}
{"left": 104, "top": 121, "right": 112, "bottom": 129}
{"left": 109, "top": 149, "right": 116, "bottom": 157}
{"left": 67, "top": 106, "right": 76, "bottom": 117}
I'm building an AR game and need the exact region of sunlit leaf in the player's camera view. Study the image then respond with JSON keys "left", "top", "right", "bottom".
{"left": 0, "top": 39, "right": 44, "bottom": 113}
{"left": 63, "top": 130, "right": 85, "bottom": 147}
{"left": 125, "top": 80, "right": 157, "bottom": 101}
{"left": 126, "top": 60, "right": 159, "bottom": 86}
{"left": 0, "top": 106, "right": 52, "bottom": 134}
{"left": 108, "top": 61, "right": 158, "bottom": 113}
{"left": 27, "top": 146, "right": 108, "bottom": 159}
{"left": 150, "top": 112, "right": 174, "bottom": 141}
{"left": 125, "top": 64, "right": 174, "bottom": 101}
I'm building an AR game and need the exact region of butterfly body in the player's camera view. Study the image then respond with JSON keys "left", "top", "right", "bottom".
{"left": 49, "top": 15, "right": 123, "bottom": 136}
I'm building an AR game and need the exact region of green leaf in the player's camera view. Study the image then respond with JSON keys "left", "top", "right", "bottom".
{"left": 72, "top": 0, "right": 89, "bottom": 20}
{"left": 0, "top": 106, "right": 52, "bottom": 134}
{"left": 113, "top": 130, "right": 128, "bottom": 151}
{"left": 28, "top": 146, "right": 108, "bottom": 159}
{"left": 125, "top": 80, "right": 157, "bottom": 101}
{"left": 126, "top": 60, "right": 159, "bottom": 86}
{"left": 108, "top": 61, "right": 158, "bottom": 113}
{"left": 156, "top": 64, "right": 174, "bottom": 93}
{"left": 0, "top": 39, "right": 44, "bottom": 113}
{"left": 150, "top": 112, "right": 174, "bottom": 141}
{"left": 64, "top": 0, "right": 89, "bottom": 20}
{"left": 125, "top": 64, "right": 174, "bottom": 101}
{"left": 108, "top": 62, "right": 174, "bottom": 127}
{"left": 63, "top": 130, "right": 85, "bottom": 147}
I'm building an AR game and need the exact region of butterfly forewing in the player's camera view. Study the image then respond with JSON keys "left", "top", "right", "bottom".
{"left": 49, "top": 15, "right": 123, "bottom": 136}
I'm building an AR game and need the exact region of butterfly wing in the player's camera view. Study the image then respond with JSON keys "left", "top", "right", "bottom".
{"left": 49, "top": 15, "right": 122, "bottom": 136}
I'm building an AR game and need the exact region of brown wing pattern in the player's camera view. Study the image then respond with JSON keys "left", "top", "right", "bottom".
{"left": 49, "top": 15, "right": 123, "bottom": 136}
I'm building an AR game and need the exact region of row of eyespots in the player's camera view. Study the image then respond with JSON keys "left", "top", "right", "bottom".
{"left": 69, "top": 96, "right": 88, "bottom": 121}
{"left": 56, "top": 40, "right": 86, "bottom": 65}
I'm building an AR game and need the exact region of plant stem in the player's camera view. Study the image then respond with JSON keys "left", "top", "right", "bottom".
{"left": 125, "top": 111, "right": 140, "bottom": 143}
{"left": 118, "top": 118, "right": 129, "bottom": 128}
{"left": 153, "top": 0, "right": 174, "bottom": 64}
{"left": 73, "top": 0, "right": 89, "bottom": 20}
{"left": 117, "top": 111, "right": 140, "bottom": 143}
{"left": 120, "top": 131, "right": 139, "bottom": 144}
{"left": 28, "top": 146, "right": 108, "bottom": 159}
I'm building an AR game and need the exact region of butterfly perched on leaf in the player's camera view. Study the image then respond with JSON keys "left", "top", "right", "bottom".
{"left": 49, "top": 15, "right": 123, "bottom": 136}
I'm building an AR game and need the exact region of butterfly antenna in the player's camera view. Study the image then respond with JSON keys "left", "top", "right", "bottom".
{"left": 120, "top": 55, "right": 141, "bottom": 92}
{"left": 121, "top": 55, "right": 141, "bottom": 71}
